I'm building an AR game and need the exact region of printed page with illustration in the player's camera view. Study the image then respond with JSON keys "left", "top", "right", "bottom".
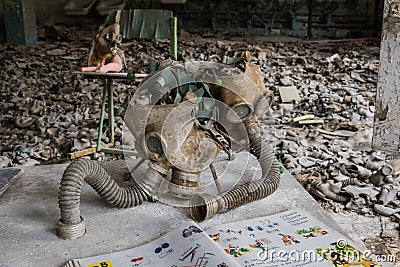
{"left": 69, "top": 222, "right": 240, "bottom": 267}
{"left": 66, "top": 209, "right": 392, "bottom": 267}
{"left": 208, "top": 209, "right": 391, "bottom": 267}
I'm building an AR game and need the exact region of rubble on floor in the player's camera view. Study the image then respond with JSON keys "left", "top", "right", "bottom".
{"left": 0, "top": 26, "right": 398, "bottom": 262}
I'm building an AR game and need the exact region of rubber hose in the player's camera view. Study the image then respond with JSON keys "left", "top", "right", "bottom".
{"left": 189, "top": 119, "right": 280, "bottom": 221}
{"left": 307, "top": 180, "right": 350, "bottom": 203}
{"left": 316, "top": 185, "right": 350, "bottom": 203}
{"left": 57, "top": 158, "right": 150, "bottom": 239}
{"left": 341, "top": 177, "right": 364, "bottom": 187}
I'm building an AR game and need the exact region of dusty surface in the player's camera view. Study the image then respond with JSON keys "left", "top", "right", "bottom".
{"left": 0, "top": 159, "right": 346, "bottom": 267}
{"left": 0, "top": 25, "right": 399, "bottom": 265}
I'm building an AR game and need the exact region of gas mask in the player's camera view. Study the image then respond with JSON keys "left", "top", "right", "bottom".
{"left": 57, "top": 54, "right": 280, "bottom": 240}
{"left": 124, "top": 54, "right": 275, "bottom": 201}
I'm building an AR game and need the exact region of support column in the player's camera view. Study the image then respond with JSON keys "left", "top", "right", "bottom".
{"left": 4, "top": 0, "right": 37, "bottom": 45}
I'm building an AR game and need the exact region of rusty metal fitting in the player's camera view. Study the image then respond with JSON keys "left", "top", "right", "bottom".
{"left": 171, "top": 169, "right": 200, "bottom": 188}
{"left": 189, "top": 193, "right": 219, "bottom": 221}
{"left": 169, "top": 169, "right": 201, "bottom": 198}
{"left": 148, "top": 161, "right": 169, "bottom": 176}
{"left": 245, "top": 121, "right": 259, "bottom": 130}
{"left": 243, "top": 117, "right": 259, "bottom": 130}
{"left": 56, "top": 217, "right": 86, "bottom": 240}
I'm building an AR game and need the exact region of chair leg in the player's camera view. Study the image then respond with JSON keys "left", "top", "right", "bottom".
{"left": 107, "top": 79, "right": 115, "bottom": 146}
{"left": 171, "top": 16, "right": 178, "bottom": 60}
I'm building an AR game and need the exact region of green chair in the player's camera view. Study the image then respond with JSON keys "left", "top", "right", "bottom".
{"left": 70, "top": 9, "right": 178, "bottom": 159}
{"left": 107, "top": 9, "right": 178, "bottom": 59}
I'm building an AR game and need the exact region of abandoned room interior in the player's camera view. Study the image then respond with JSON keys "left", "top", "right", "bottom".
{"left": 0, "top": 0, "right": 399, "bottom": 266}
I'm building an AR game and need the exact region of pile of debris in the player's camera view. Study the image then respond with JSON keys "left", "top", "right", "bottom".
{"left": 250, "top": 40, "right": 400, "bottom": 219}
{"left": 0, "top": 26, "right": 133, "bottom": 166}
{"left": 0, "top": 26, "right": 398, "bottom": 258}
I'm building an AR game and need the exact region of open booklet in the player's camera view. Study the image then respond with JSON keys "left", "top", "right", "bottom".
{"left": 66, "top": 210, "right": 392, "bottom": 267}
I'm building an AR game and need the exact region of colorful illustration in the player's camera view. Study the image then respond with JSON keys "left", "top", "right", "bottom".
{"left": 127, "top": 256, "right": 151, "bottom": 266}
{"left": 246, "top": 225, "right": 264, "bottom": 231}
{"left": 245, "top": 220, "right": 279, "bottom": 236}
{"left": 209, "top": 233, "right": 220, "bottom": 242}
{"left": 224, "top": 244, "right": 252, "bottom": 258}
{"left": 261, "top": 220, "right": 279, "bottom": 229}
{"left": 316, "top": 240, "right": 383, "bottom": 267}
{"left": 73, "top": 211, "right": 383, "bottom": 267}
{"left": 248, "top": 238, "right": 272, "bottom": 251}
{"left": 219, "top": 229, "right": 243, "bottom": 234}
{"left": 342, "top": 260, "right": 379, "bottom": 267}
{"left": 179, "top": 244, "right": 201, "bottom": 262}
{"left": 88, "top": 260, "right": 113, "bottom": 267}
{"left": 245, "top": 225, "right": 265, "bottom": 237}
{"left": 182, "top": 225, "right": 204, "bottom": 241}
{"left": 183, "top": 225, "right": 203, "bottom": 237}
{"left": 154, "top": 242, "right": 174, "bottom": 258}
{"left": 296, "top": 226, "right": 328, "bottom": 238}
{"left": 278, "top": 233, "right": 300, "bottom": 246}
{"left": 248, "top": 238, "right": 280, "bottom": 259}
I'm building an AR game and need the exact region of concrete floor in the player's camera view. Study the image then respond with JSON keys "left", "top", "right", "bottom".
{"left": 0, "top": 156, "right": 350, "bottom": 267}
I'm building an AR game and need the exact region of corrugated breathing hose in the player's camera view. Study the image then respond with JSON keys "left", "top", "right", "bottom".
{"left": 306, "top": 178, "right": 351, "bottom": 203}
{"left": 189, "top": 118, "right": 281, "bottom": 221}
{"left": 57, "top": 158, "right": 152, "bottom": 240}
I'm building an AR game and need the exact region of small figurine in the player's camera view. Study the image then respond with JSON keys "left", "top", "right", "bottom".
{"left": 82, "top": 10, "right": 125, "bottom": 73}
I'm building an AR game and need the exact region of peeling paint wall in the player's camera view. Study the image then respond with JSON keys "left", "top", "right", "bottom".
{"left": 373, "top": 0, "right": 400, "bottom": 153}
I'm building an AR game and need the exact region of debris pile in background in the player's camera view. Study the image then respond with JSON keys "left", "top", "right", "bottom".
{"left": 0, "top": 26, "right": 398, "bottom": 259}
